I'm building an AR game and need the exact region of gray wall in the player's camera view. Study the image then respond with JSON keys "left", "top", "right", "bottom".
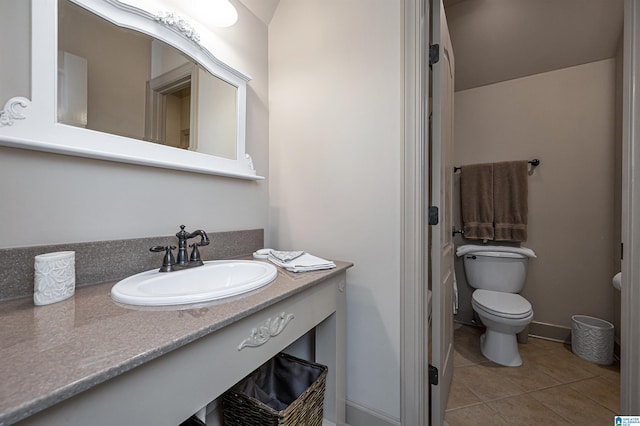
{"left": 453, "top": 59, "right": 618, "bottom": 333}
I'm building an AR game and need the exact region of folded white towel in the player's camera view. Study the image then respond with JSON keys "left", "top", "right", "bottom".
{"left": 268, "top": 252, "right": 336, "bottom": 273}
{"left": 269, "top": 250, "right": 305, "bottom": 263}
{"left": 455, "top": 244, "right": 536, "bottom": 258}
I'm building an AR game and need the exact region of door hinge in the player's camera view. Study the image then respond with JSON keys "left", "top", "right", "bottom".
{"left": 428, "top": 206, "right": 439, "bottom": 226}
{"left": 428, "top": 364, "right": 439, "bottom": 385}
{"left": 429, "top": 44, "right": 440, "bottom": 67}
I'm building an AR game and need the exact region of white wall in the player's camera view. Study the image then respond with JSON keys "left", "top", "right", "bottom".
{"left": 453, "top": 59, "right": 618, "bottom": 331}
{"left": 0, "top": 2, "right": 270, "bottom": 248}
{"left": 269, "top": 0, "right": 402, "bottom": 421}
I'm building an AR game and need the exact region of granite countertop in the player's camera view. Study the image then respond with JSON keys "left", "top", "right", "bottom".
{"left": 0, "top": 260, "right": 352, "bottom": 426}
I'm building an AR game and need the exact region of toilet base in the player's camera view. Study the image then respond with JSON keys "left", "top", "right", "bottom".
{"left": 480, "top": 329, "right": 523, "bottom": 367}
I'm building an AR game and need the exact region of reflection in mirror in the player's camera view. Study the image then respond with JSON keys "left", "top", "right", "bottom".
{"left": 0, "top": 1, "right": 31, "bottom": 108}
{"left": 57, "top": 0, "right": 238, "bottom": 159}
{"left": 145, "top": 58, "right": 195, "bottom": 149}
{"left": 195, "top": 69, "right": 237, "bottom": 159}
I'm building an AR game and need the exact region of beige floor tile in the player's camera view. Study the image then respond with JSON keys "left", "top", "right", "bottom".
{"left": 497, "top": 359, "right": 561, "bottom": 392}
{"left": 453, "top": 324, "right": 489, "bottom": 367}
{"left": 558, "top": 348, "right": 614, "bottom": 376}
{"left": 599, "top": 365, "right": 622, "bottom": 385}
{"left": 569, "top": 376, "right": 621, "bottom": 413}
{"left": 453, "top": 339, "right": 487, "bottom": 367}
{"left": 449, "top": 324, "right": 621, "bottom": 424}
{"left": 454, "top": 322, "right": 483, "bottom": 336}
{"left": 531, "top": 384, "right": 618, "bottom": 424}
{"left": 446, "top": 373, "right": 483, "bottom": 410}
{"left": 453, "top": 324, "right": 483, "bottom": 341}
{"left": 518, "top": 336, "right": 567, "bottom": 354}
{"left": 487, "top": 394, "right": 572, "bottom": 425}
{"left": 455, "top": 363, "right": 526, "bottom": 402}
{"left": 453, "top": 323, "right": 484, "bottom": 344}
{"left": 445, "top": 403, "right": 507, "bottom": 426}
{"left": 592, "top": 361, "right": 622, "bottom": 382}
{"left": 521, "top": 345, "right": 599, "bottom": 384}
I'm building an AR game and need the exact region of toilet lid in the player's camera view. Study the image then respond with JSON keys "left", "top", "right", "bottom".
{"left": 472, "top": 289, "right": 533, "bottom": 319}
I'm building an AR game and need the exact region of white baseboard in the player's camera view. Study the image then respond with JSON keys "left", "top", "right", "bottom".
{"left": 528, "top": 321, "right": 572, "bottom": 343}
{"left": 345, "top": 400, "right": 400, "bottom": 426}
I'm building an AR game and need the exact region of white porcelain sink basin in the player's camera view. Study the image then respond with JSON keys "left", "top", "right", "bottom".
{"left": 111, "top": 260, "right": 277, "bottom": 306}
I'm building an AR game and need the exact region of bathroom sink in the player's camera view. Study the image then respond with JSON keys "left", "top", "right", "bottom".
{"left": 110, "top": 260, "right": 278, "bottom": 306}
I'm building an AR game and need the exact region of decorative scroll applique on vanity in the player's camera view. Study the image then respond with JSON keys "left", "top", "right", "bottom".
{"left": 237, "top": 312, "right": 295, "bottom": 350}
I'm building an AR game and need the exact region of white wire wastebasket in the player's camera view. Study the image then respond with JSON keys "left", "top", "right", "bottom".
{"left": 571, "top": 315, "right": 614, "bottom": 365}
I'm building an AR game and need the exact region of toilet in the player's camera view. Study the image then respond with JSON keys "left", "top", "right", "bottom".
{"left": 457, "top": 245, "right": 536, "bottom": 367}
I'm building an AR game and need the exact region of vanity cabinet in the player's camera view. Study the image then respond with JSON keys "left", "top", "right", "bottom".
{"left": 1, "top": 265, "right": 349, "bottom": 426}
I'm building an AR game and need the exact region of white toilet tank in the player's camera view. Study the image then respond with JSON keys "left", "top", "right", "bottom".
{"left": 459, "top": 246, "right": 535, "bottom": 293}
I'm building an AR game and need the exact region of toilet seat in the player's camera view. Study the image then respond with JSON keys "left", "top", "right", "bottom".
{"left": 472, "top": 289, "right": 532, "bottom": 319}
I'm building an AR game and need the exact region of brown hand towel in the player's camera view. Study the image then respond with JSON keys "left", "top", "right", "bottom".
{"left": 493, "top": 160, "right": 528, "bottom": 242}
{"left": 460, "top": 163, "right": 494, "bottom": 240}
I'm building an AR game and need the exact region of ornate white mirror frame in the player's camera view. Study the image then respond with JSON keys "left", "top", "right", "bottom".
{"left": 0, "top": 0, "right": 263, "bottom": 180}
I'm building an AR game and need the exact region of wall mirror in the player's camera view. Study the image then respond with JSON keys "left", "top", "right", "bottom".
{"left": 0, "top": 0, "right": 262, "bottom": 179}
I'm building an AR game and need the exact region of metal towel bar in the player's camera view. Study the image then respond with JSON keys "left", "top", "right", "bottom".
{"left": 453, "top": 158, "right": 540, "bottom": 173}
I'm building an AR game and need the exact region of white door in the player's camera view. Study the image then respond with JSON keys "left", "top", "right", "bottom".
{"left": 430, "top": 0, "right": 455, "bottom": 423}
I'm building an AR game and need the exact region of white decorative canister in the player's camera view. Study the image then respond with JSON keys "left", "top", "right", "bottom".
{"left": 34, "top": 251, "right": 76, "bottom": 306}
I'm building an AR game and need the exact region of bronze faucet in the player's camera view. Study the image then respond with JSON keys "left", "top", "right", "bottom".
{"left": 150, "top": 225, "right": 210, "bottom": 272}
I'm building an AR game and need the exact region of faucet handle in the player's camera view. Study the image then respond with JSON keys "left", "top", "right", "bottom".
{"left": 150, "top": 245, "right": 176, "bottom": 272}
{"left": 188, "top": 242, "right": 205, "bottom": 265}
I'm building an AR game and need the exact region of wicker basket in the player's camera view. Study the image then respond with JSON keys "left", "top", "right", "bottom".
{"left": 222, "top": 353, "right": 327, "bottom": 426}
{"left": 571, "top": 315, "right": 614, "bottom": 365}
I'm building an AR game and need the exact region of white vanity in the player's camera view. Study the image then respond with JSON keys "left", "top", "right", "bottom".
{"left": 0, "top": 261, "right": 350, "bottom": 425}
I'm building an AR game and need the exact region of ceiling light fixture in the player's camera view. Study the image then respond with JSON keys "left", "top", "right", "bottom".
{"left": 207, "top": 0, "right": 238, "bottom": 27}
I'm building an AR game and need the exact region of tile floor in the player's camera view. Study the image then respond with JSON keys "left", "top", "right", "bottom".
{"left": 445, "top": 323, "right": 620, "bottom": 425}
